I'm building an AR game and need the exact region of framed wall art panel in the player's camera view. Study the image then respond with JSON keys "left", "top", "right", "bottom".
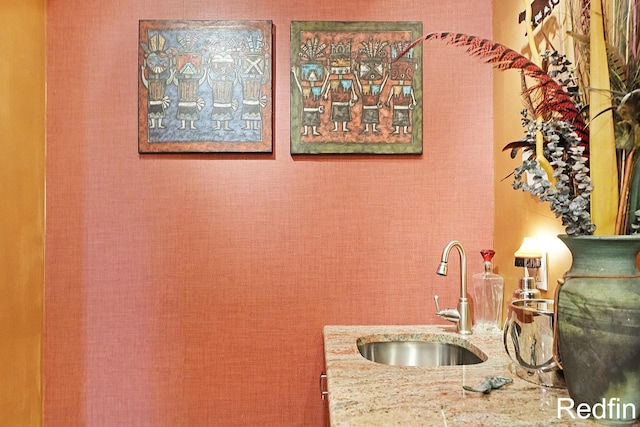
{"left": 138, "top": 20, "right": 273, "bottom": 153}
{"left": 290, "top": 21, "right": 423, "bottom": 154}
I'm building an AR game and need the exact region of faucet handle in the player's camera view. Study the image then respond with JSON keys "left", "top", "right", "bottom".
{"left": 434, "top": 295, "right": 442, "bottom": 313}
{"left": 433, "top": 295, "right": 461, "bottom": 322}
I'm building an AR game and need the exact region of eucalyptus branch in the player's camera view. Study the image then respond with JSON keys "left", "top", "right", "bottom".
{"left": 512, "top": 111, "right": 595, "bottom": 235}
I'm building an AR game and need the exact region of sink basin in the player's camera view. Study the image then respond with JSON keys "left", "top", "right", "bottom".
{"left": 357, "top": 335, "right": 487, "bottom": 367}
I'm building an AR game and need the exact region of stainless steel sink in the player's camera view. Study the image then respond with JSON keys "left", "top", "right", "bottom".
{"left": 357, "top": 336, "right": 487, "bottom": 367}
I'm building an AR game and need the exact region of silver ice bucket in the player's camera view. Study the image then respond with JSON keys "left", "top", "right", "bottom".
{"left": 503, "top": 298, "right": 565, "bottom": 388}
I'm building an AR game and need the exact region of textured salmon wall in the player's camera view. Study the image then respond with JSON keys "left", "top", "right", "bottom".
{"left": 45, "top": 1, "right": 493, "bottom": 425}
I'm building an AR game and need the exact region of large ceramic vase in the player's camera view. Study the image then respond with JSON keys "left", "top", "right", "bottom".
{"left": 557, "top": 234, "right": 640, "bottom": 425}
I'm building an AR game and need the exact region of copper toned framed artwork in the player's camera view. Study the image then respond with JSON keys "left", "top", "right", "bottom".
{"left": 138, "top": 20, "right": 273, "bottom": 153}
{"left": 290, "top": 21, "right": 422, "bottom": 154}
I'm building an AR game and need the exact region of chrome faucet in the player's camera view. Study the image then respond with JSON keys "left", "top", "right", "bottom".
{"left": 434, "top": 240, "right": 473, "bottom": 335}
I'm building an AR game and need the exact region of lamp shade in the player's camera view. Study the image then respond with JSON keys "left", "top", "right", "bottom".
{"left": 514, "top": 237, "right": 542, "bottom": 259}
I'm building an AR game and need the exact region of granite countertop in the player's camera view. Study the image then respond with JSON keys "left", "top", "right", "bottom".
{"left": 323, "top": 324, "right": 639, "bottom": 427}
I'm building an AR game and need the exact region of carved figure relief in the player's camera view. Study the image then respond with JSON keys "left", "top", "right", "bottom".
{"left": 139, "top": 20, "right": 272, "bottom": 153}
{"left": 291, "top": 21, "right": 422, "bottom": 154}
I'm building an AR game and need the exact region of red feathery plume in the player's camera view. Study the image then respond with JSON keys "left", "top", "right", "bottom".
{"left": 399, "top": 32, "right": 589, "bottom": 144}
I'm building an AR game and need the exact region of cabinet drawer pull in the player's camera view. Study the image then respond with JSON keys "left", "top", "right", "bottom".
{"left": 319, "top": 372, "right": 328, "bottom": 400}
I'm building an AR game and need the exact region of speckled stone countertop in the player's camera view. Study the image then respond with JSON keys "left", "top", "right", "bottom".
{"left": 323, "top": 325, "right": 640, "bottom": 427}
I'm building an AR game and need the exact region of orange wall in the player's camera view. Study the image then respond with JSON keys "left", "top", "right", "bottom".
{"left": 492, "top": 3, "right": 572, "bottom": 303}
{"left": 0, "top": 0, "right": 45, "bottom": 425}
{"left": 45, "top": 1, "right": 493, "bottom": 425}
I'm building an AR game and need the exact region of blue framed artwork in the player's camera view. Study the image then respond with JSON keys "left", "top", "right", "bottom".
{"left": 138, "top": 20, "right": 273, "bottom": 153}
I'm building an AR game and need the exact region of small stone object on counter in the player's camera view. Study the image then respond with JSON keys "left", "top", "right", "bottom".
{"left": 463, "top": 376, "right": 514, "bottom": 394}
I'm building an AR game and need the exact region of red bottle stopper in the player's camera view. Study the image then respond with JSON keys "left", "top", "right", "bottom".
{"left": 480, "top": 249, "right": 495, "bottom": 262}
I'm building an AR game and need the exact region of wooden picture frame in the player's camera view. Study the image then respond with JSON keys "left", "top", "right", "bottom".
{"left": 290, "top": 21, "right": 423, "bottom": 154}
{"left": 138, "top": 20, "right": 273, "bottom": 153}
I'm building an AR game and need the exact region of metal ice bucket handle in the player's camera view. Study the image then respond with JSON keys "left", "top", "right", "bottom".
{"left": 503, "top": 299, "right": 558, "bottom": 372}
{"left": 552, "top": 279, "right": 563, "bottom": 369}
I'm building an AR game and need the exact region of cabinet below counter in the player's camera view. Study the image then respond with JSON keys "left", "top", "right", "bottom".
{"left": 323, "top": 325, "right": 638, "bottom": 427}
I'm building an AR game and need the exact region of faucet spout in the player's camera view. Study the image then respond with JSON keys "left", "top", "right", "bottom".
{"left": 437, "top": 240, "right": 468, "bottom": 299}
{"left": 434, "top": 240, "right": 473, "bottom": 334}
